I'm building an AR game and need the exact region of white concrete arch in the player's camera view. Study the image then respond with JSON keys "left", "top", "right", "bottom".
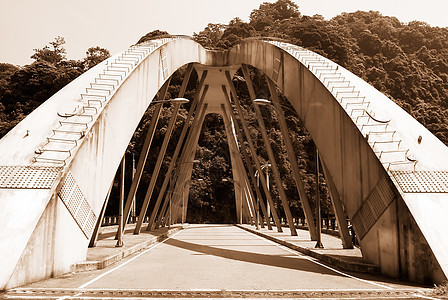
{"left": 0, "top": 37, "right": 206, "bottom": 289}
{"left": 0, "top": 36, "right": 447, "bottom": 289}
{"left": 228, "top": 39, "right": 448, "bottom": 283}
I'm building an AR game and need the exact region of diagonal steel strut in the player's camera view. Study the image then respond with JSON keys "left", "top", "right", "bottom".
{"left": 236, "top": 68, "right": 298, "bottom": 236}
{"left": 265, "top": 76, "right": 318, "bottom": 240}
{"left": 221, "top": 96, "right": 271, "bottom": 229}
{"left": 222, "top": 73, "right": 283, "bottom": 232}
{"left": 134, "top": 64, "right": 194, "bottom": 234}
{"left": 145, "top": 74, "right": 209, "bottom": 231}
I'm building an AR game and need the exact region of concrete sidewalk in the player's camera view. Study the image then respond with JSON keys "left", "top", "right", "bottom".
{"left": 71, "top": 224, "right": 186, "bottom": 273}
{"left": 236, "top": 224, "right": 380, "bottom": 274}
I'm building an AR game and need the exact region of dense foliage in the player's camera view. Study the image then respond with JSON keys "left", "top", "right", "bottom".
{"left": 193, "top": 2, "right": 448, "bottom": 144}
{"left": 0, "top": 37, "right": 110, "bottom": 137}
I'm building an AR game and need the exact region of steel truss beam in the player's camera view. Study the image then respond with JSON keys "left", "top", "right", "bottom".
{"left": 89, "top": 181, "right": 113, "bottom": 247}
{"left": 115, "top": 79, "right": 170, "bottom": 238}
{"left": 220, "top": 103, "right": 260, "bottom": 227}
{"left": 156, "top": 103, "right": 208, "bottom": 228}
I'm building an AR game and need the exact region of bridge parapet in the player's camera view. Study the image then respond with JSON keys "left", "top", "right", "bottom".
{"left": 33, "top": 37, "right": 178, "bottom": 167}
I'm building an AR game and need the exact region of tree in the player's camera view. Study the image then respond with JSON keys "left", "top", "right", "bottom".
{"left": 83, "top": 46, "right": 111, "bottom": 70}
{"left": 249, "top": 0, "right": 300, "bottom": 31}
{"left": 137, "top": 30, "right": 170, "bottom": 44}
{"left": 193, "top": 23, "right": 227, "bottom": 49}
{"left": 31, "top": 36, "right": 67, "bottom": 65}
{"left": 0, "top": 37, "right": 110, "bottom": 138}
{"left": 219, "top": 18, "right": 256, "bottom": 48}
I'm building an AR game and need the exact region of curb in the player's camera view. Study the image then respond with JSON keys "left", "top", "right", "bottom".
{"left": 71, "top": 226, "right": 185, "bottom": 273}
{"left": 236, "top": 224, "right": 380, "bottom": 274}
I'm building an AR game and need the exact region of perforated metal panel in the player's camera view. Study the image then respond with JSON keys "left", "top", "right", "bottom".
{"left": 57, "top": 172, "right": 97, "bottom": 238}
{"left": 351, "top": 176, "right": 396, "bottom": 239}
{"left": 391, "top": 171, "right": 448, "bottom": 193}
{"left": 0, "top": 166, "right": 61, "bottom": 189}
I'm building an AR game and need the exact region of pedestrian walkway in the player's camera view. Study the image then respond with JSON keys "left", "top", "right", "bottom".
{"left": 72, "top": 224, "right": 185, "bottom": 272}
{"left": 237, "top": 224, "right": 380, "bottom": 274}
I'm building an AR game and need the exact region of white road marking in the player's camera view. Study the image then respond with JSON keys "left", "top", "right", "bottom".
{"left": 244, "top": 227, "right": 394, "bottom": 290}
{"left": 77, "top": 230, "right": 183, "bottom": 289}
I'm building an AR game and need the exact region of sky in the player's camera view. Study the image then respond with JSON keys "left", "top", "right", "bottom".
{"left": 0, "top": 0, "right": 447, "bottom": 66}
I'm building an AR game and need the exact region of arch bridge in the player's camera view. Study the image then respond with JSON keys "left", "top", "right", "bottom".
{"left": 0, "top": 36, "right": 447, "bottom": 289}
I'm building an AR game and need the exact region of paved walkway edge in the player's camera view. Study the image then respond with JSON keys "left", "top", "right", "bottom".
{"left": 235, "top": 224, "right": 380, "bottom": 274}
{"left": 70, "top": 226, "right": 185, "bottom": 273}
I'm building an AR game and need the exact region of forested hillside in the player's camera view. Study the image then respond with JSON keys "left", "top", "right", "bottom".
{"left": 193, "top": 0, "right": 448, "bottom": 144}
{"left": 1, "top": 0, "right": 447, "bottom": 223}
{"left": 0, "top": 37, "right": 110, "bottom": 137}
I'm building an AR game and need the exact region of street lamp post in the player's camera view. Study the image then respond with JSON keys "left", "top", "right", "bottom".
{"left": 151, "top": 97, "right": 190, "bottom": 105}
{"left": 255, "top": 163, "right": 271, "bottom": 229}
{"left": 116, "top": 155, "right": 125, "bottom": 247}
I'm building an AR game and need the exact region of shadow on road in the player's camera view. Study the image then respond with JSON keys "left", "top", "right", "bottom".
{"left": 165, "top": 237, "right": 344, "bottom": 276}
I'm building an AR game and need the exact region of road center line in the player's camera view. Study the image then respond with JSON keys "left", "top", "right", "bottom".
{"left": 243, "top": 227, "right": 394, "bottom": 290}
{"left": 77, "top": 229, "right": 183, "bottom": 289}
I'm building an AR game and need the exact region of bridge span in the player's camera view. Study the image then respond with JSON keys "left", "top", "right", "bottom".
{"left": 0, "top": 36, "right": 447, "bottom": 289}
{"left": 3, "top": 225, "right": 432, "bottom": 299}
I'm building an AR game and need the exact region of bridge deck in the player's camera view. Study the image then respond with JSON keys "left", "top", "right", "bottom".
{"left": 10, "top": 225, "right": 427, "bottom": 294}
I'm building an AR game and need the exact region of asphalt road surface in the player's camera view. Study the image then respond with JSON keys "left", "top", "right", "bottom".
{"left": 4, "top": 224, "right": 435, "bottom": 299}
